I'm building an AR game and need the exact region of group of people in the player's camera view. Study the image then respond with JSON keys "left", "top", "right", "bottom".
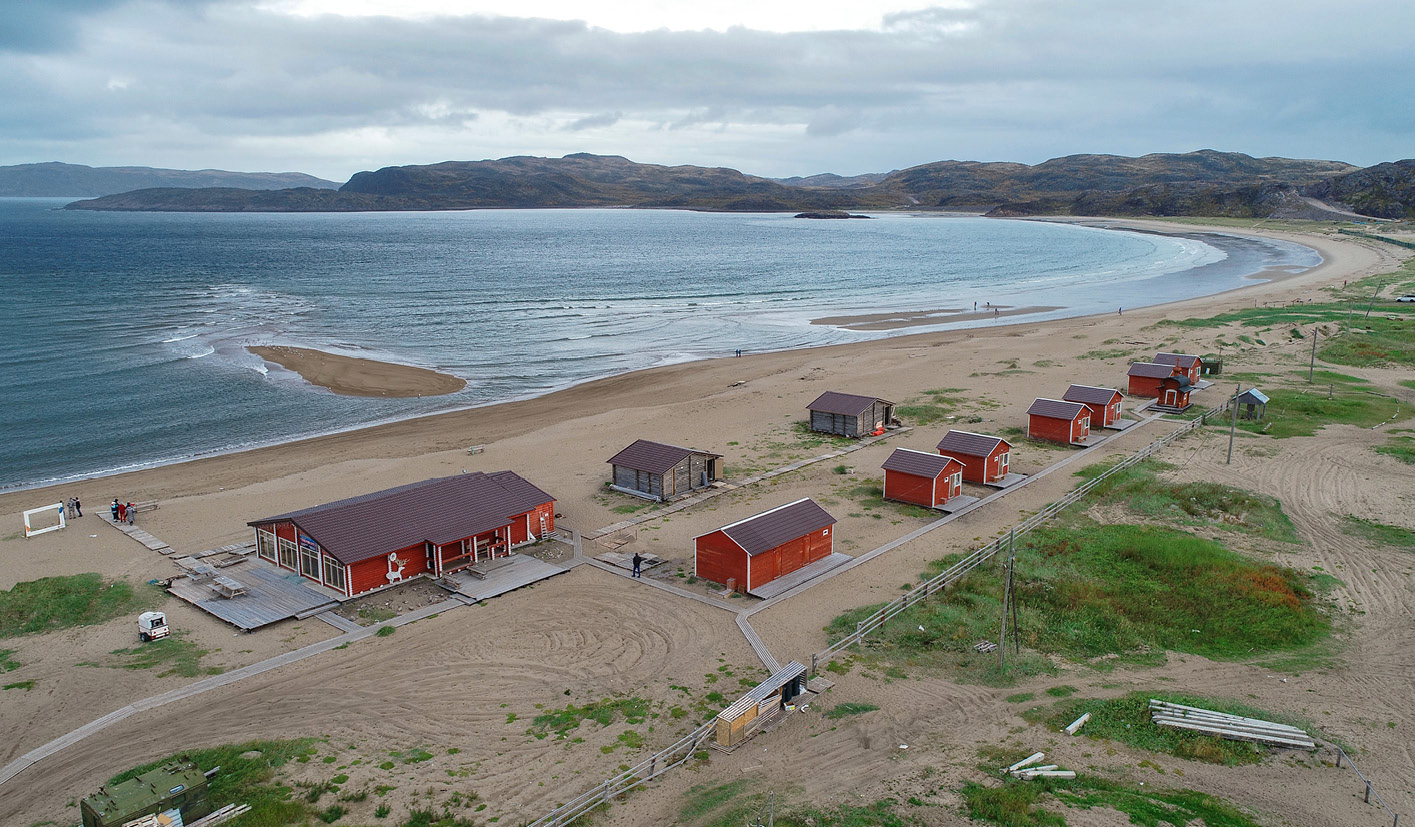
{"left": 110, "top": 498, "right": 136, "bottom": 525}
{"left": 64, "top": 497, "right": 83, "bottom": 518}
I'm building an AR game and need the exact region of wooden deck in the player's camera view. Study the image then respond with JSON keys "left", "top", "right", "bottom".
{"left": 439, "top": 554, "right": 569, "bottom": 602}
{"left": 1104, "top": 418, "right": 1139, "bottom": 431}
{"left": 982, "top": 473, "right": 1029, "bottom": 490}
{"left": 168, "top": 563, "right": 340, "bottom": 632}
{"left": 936, "top": 494, "right": 981, "bottom": 514}
{"left": 747, "top": 553, "right": 853, "bottom": 599}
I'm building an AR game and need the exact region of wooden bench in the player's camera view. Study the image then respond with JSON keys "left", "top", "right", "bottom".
{"left": 211, "top": 575, "right": 247, "bottom": 598}
{"left": 131, "top": 500, "right": 160, "bottom": 513}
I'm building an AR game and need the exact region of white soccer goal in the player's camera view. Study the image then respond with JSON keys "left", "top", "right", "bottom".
{"left": 23, "top": 503, "right": 66, "bottom": 538}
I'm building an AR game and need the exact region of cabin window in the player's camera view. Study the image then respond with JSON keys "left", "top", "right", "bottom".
{"left": 822, "top": 528, "right": 830, "bottom": 536}
{"left": 257, "top": 529, "right": 277, "bottom": 561}
{"left": 278, "top": 537, "right": 298, "bottom": 569}
{"left": 323, "top": 556, "right": 347, "bottom": 592}
{"left": 300, "top": 542, "right": 320, "bottom": 578}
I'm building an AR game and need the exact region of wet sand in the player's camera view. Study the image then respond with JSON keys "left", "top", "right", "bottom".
{"left": 813, "top": 304, "right": 1064, "bottom": 330}
{"left": 249, "top": 345, "right": 467, "bottom": 397}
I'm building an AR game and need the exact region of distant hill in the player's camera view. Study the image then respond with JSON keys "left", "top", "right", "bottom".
{"left": 61, "top": 150, "right": 1405, "bottom": 218}
{"left": 0, "top": 162, "right": 339, "bottom": 197}
{"left": 1302, "top": 160, "right": 1415, "bottom": 219}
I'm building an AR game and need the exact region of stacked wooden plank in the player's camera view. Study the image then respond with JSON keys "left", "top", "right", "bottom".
{"left": 1149, "top": 700, "right": 1315, "bottom": 749}
{"left": 1002, "top": 752, "right": 1076, "bottom": 780}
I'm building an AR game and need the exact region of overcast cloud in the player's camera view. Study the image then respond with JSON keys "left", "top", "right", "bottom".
{"left": 1, "top": 0, "right": 1410, "bottom": 182}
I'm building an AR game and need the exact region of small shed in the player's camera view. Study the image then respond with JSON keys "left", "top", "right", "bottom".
{"left": 1062, "top": 384, "right": 1124, "bottom": 427}
{"left": 936, "top": 430, "right": 1012, "bottom": 485}
{"left": 1154, "top": 352, "right": 1204, "bottom": 383}
{"left": 807, "top": 391, "right": 896, "bottom": 438}
{"left": 1153, "top": 375, "right": 1193, "bottom": 411}
{"left": 1127, "top": 362, "right": 1178, "bottom": 398}
{"left": 714, "top": 661, "right": 808, "bottom": 748}
{"left": 881, "top": 448, "right": 965, "bottom": 508}
{"left": 1027, "top": 398, "right": 1091, "bottom": 445}
{"left": 1236, "top": 388, "right": 1269, "bottom": 419}
{"left": 695, "top": 499, "right": 836, "bottom": 594}
{"left": 607, "top": 439, "right": 722, "bottom": 501}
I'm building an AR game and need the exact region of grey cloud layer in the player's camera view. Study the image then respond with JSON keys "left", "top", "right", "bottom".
{"left": 3, "top": 0, "right": 1411, "bottom": 178}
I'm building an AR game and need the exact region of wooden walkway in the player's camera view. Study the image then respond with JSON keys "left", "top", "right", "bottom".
{"left": 746, "top": 553, "right": 852, "bottom": 599}
{"left": 440, "top": 554, "right": 570, "bottom": 603}
{"left": 100, "top": 513, "right": 174, "bottom": 554}
{"left": 168, "top": 564, "right": 341, "bottom": 631}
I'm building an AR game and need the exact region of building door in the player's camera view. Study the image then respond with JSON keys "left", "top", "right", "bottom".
{"left": 996, "top": 452, "right": 1009, "bottom": 478}
{"left": 1164, "top": 389, "right": 1177, "bottom": 407}
{"left": 950, "top": 472, "right": 962, "bottom": 499}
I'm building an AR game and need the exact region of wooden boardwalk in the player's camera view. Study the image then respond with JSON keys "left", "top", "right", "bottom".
{"left": 440, "top": 554, "right": 570, "bottom": 603}
{"left": 168, "top": 565, "right": 341, "bottom": 631}
{"left": 746, "top": 553, "right": 852, "bottom": 600}
{"left": 100, "top": 513, "right": 174, "bottom": 554}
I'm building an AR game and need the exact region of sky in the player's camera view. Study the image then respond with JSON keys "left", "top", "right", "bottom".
{"left": 2, "top": 0, "right": 1411, "bottom": 183}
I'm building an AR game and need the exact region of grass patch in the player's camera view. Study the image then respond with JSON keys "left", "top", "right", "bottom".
{"left": 1341, "top": 515, "right": 1415, "bottom": 549}
{"left": 1006, "top": 692, "right": 1036, "bottom": 703}
{"left": 1077, "top": 348, "right": 1133, "bottom": 361}
{"left": 1375, "top": 434, "right": 1415, "bottom": 464}
{"left": 825, "top": 521, "right": 1328, "bottom": 685}
{"left": 681, "top": 780, "right": 756, "bottom": 824}
{"left": 1296, "top": 369, "right": 1370, "bottom": 386}
{"left": 0, "top": 573, "right": 157, "bottom": 638}
{"left": 356, "top": 606, "right": 397, "bottom": 625}
{"left": 80, "top": 632, "right": 221, "bottom": 678}
{"left": 1084, "top": 460, "right": 1299, "bottom": 542}
{"left": 109, "top": 739, "right": 321, "bottom": 827}
{"left": 1025, "top": 691, "right": 1313, "bottom": 765}
{"left": 824, "top": 702, "right": 880, "bottom": 719}
{"left": 527, "top": 696, "right": 650, "bottom": 738}
{"left": 0, "top": 648, "right": 19, "bottom": 672}
{"left": 1234, "top": 387, "right": 1405, "bottom": 438}
{"left": 3, "top": 679, "right": 36, "bottom": 691}
{"left": 963, "top": 774, "right": 1265, "bottom": 827}
{"left": 898, "top": 388, "right": 967, "bottom": 425}
{"left": 375, "top": 625, "right": 395, "bottom": 637}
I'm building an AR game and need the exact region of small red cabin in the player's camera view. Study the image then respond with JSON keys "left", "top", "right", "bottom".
{"left": 248, "top": 471, "right": 555, "bottom": 598}
{"left": 881, "top": 448, "right": 965, "bottom": 508}
{"left": 1154, "top": 376, "right": 1193, "bottom": 410}
{"left": 1128, "top": 362, "right": 1177, "bottom": 398}
{"left": 1154, "top": 352, "right": 1203, "bottom": 383}
{"left": 1062, "top": 385, "right": 1123, "bottom": 427}
{"left": 1027, "top": 398, "right": 1091, "bottom": 445}
{"left": 936, "top": 430, "right": 1012, "bottom": 485}
{"left": 695, "top": 499, "right": 836, "bottom": 594}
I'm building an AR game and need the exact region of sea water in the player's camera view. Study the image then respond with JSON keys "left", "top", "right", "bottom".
{"left": 0, "top": 200, "right": 1320, "bottom": 490}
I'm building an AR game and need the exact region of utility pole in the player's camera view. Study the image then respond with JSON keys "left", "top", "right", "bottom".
{"left": 1308, "top": 326, "right": 1318, "bottom": 382}
{"left": 1227, "top": 384, "right": 1241, "bottom": 464}
{"left": 1364, "top": 280, "right": 1384, "bottom": 320}
{"left": 1347, "top": 301, "right": 1354, "bottom": 334}
{"left": 998, "top": 530, "right": 1018, "bottom": 667}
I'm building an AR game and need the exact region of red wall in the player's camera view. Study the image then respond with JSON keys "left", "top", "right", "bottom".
{"left": 1079, "top": 399, "right": 1120, "bottom": 426}
{"left": 749, "top": 529, "right": 833, "bottom": 590}
{"left": 349, "top": 541, "right": 430, "bottom": 596}
{"left": 1128, "top": 375, "right": 1163, "bottom": 398}
{"left": 884, "top": 470, "right": 935, "bottom": 507}
{"left": 696, "top": 530, "right": 748, "bottom": 590}
{"left": 950, "top": 445, "right": 1009, "bottom": 484}
{"left": 1029, "top": 412, "right": 1089, "bottom": 445}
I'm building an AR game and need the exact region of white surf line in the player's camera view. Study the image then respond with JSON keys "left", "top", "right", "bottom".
{"left": 0, "top": 598, "right": 465, "bottom": 788}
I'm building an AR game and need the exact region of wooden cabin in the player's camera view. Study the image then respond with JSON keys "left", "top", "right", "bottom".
{"left": 881, "top": 448, "right": 964, "bottom": 508}
{"left": 1062, "top": 384, "right": 1124, "bottom": 427}
{"left": 806, "top": 391, "right": 895, "bottom": 438}
{"left": 1128, "top": 362, "right": 1177, "bottom": 398}
{"left": 695, "top": 499, "right": 835, "bottom": 594}
{"left": 715, "top": 661, "right": 808, "bottom": 748}
{"left": 1154, "top": 352, "right": 1204, "bottom": 383}
{"left": 1155, "top": 375, "right": 1193, "bottom": 411}
{"left": 248, "top": 472, "right": 555, "bottom": 598}
{"left": 607, "top": 439, "right": 722, "bottom": 501}
{"left": 1026, "top": 398, "right": 1091, "bottom": 445}
{"left": 935, "top": 430, "right": 1012, "bottom": 485}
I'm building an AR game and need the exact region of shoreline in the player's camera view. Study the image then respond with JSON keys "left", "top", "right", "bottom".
{"left": 0, "top": 220, "right": 1394, "bottom": 499}
{"left": 248, "top": 345, "right": 468, "bottom": 398}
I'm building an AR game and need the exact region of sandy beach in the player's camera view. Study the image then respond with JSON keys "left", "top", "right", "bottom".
{"left": 1, "top": 220, "right": 1412, "bottom": 827}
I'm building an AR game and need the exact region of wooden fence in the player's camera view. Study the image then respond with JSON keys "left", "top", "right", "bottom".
{"left": 1337, "top": 228, "right": 1415, "bottom": 251}
{"left": 810, "top": 399, "right": 1230, "bottom": 675}
{"left": 1335, "top": 746, "right": 1401, "bottom": 826}
{"left": 524, "top": 721, "right": 715, "bottom": 827}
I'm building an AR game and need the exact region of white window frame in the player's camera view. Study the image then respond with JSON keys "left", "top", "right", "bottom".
{"left": 278, "top": 537, "right": 298, "bottom": 570}
{"left": 322, "top": 555, "right": 347, "bottom": 593}
{"left": 257, "top": 529, "right": 277, "bottom": 561}
{"left": 300, "top": 541, "right": 320, "bottom": 578}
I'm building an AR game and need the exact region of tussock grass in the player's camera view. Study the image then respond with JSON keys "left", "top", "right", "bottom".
{"left": 1376, "top": 434, "right": 1415, "bottom": 464}
{"left": 80, "top": 632, "right": 221, "bottom": 678}
{"left": 824, "top": 702, "right": 880, "bottom": 719}
{"left": 964, "top": 774, "right": 1265, "bottom": 827}
{"left": 1234, "top": 387, "right": 1405, "bottom": 438}
{"left": 1341, "top": 515, "right": 1415, "bottom": 549}
{"left": 0, "top": 573, "right": 157, "bottom": 638}
{"left": 1024, "top": 691, "right": 1312, "bottom": 765}
{"left": 1083, "top": 460, "right": 1299, "bottom": 542}
{"left": 526, "top": 696, "right": 650, "bottom": 738}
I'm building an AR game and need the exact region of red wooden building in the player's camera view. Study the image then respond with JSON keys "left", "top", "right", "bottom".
{"left": 694, "top": 499, "right": 836, "bottom": 594}
{"left": 1127, "top": 363, "right": 1193, "bottom": 410}
{"left": 1062, "top": 384, "right": 1124, "bottom": 427}
{"left": 935, "top": 430, "right": 1012, "bottom": 485}
{"left": 1026, "top": 398, "right": 1091, "bottom": 445}
{"left": 1154, "top": 352, "right": 1203, "bottom": 383}
{"left": 881, "top": 448, "right": 965, "bottom": 508}
{"left": 248, "top": 471, "right": 555, "bottom": 598}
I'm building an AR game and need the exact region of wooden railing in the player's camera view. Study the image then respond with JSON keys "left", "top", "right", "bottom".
{"left": 810, "top": 400, "right": 1229, "bottom": 675}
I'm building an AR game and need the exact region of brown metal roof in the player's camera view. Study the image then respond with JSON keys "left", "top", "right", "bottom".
{"left": 1063, "top": 384, "right": 1122, "bottom": 406}
{"left": 935, "top": 429, "right": 1010, "bottom": 458}
{"left": 1128, "top": 362, "right": 1176, "bottom": 379}
{"left": 807, "top": 391, "right": 892, "bottom": 416}
{"left": 881, "top": 448, "right": 961, "bottom": 479}
{"left": 606, "top": 439, "right": 720, "bottom": 476}
{"left": 1155, "top": 352, "right": 1201, "bottom": 368}
{"left": 1027, "top": 398, "right": 1089, "bottom": 421}
{"left": 249, "top": 472, "right": 554, "bottom": 565}
{"left": 709, "top": 498, "right": 836, "bottom": 557}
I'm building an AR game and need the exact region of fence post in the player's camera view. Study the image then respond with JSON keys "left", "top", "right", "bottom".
{"left": 1336, "top": 749, "right": 1342, "bottom": 768}
{"left": 1365, "top": 781, "right": 1371, "bottom": 804}
{"left": 602, "top": 780, "right": 611, "bottom": 804}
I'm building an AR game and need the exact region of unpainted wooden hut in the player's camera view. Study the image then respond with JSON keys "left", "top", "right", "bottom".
{"left": 935, "top": 430, "right": 1012, "bottom": 485}
{"left": 881, "top": 448, "right": 964, "bottom": 507}
{"left": 1026, "top": 398, "right": 1091, "bottom": 445}
{"left": 607, "top": 439, "right": 722, "bottom": 501}
{"left": 1236, "top": 388, "right": 1269, "bottom": 419}
{"left": 807, "top": 391, "right": 895, "bottom": 438}
{"left": 694, "top": 499, "right": 836, "bottom": 594}
{"left": 714, "top": 661, "right": 808, "bottom": 748}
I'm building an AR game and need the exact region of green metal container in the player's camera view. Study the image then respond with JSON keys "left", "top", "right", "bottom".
{"left": 80, "top": 760, "right": 213, "bottom": 827}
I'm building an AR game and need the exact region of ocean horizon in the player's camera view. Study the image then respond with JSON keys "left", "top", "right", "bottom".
{"left": 0, "top": 200, "right": 1320, "bottom": 492}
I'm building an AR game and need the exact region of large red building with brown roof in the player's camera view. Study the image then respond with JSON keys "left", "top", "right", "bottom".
{"left": 248, "top": 472, "right": 555, "bottom": 598}
{"left": 694, "top": 499, "right": 836, "bottom": 594}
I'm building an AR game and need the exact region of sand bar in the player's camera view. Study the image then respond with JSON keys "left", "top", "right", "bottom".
{"left": 249, "top": 345, "right": 467, "bottom": 397}
{"left": 813, "top": 304, "right": 1064, "bottom": 330}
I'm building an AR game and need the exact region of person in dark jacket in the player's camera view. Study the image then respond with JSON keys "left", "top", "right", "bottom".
{"left": 631, "top": 552, "right": 644, "bottom": 578}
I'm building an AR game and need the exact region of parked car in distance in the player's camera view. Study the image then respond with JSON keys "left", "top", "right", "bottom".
{"left": 1396, "top": 295, "right": 1415, "bottom": 302}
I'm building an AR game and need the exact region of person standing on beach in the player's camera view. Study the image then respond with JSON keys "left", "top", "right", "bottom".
{"left": 117, "top": 501, "right": 127, "bottom": 523}
{"left": 126, "top": 502, "right": 135, "bottom": 525}
{"left": 74, "top": 497, "right": 82, "bottom": 517}
{"left": 631, "top": 552, "right": 644, "bottom": 578}
{"left": 65, "top": 498, "right": 74, "bottom": 519}
{"left": 111, "top": 499, "right": 120, "bottom": 521}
